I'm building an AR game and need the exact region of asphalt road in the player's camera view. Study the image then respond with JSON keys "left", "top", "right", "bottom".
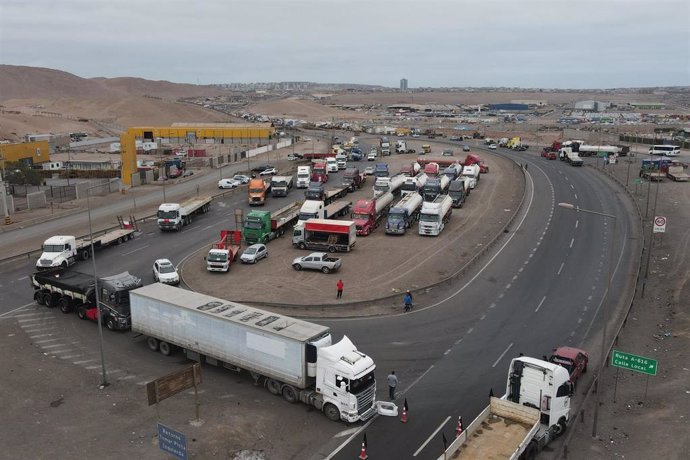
{"left": 0, "top": 138, "right": 640, "bottom": 460}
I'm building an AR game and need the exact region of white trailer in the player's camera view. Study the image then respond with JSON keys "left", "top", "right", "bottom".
{"left": 418, "top": 195, "right": 452, "bottom": 236}
{"left": 297, "top": 200, "right": 352, "bottom": 226}
{"left": 130, "top": 284, "right": 378, "bottom": 423}
{"left": 440, "top": 357, "right": 573, "bottom": 460}
{"left": 157, "top": 196, "right": 212, "bottom": 231}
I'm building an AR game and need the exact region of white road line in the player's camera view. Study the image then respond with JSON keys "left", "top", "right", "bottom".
{"left": 34, "top": 338, "right": 59, "bottom": 344}
{"left": 29, "top": 333, "right": 55, "bottom": 338}
{"left": 492, "top": 343, "right": 514, "bottom": 368}
{"left": 42, "top": 343, "right": 69, "bottom": 349}
{"left": 121, "top": 244, "right": 150, "bottom": 256}
{"left": 18, "top": 318, "right": 43, "bottom": 323}
{"left": 535, "top": 296, "right": 547, "bottom": 313}
{"left": 570, "top": 238, "right": 575, "bottom": 248}
{"left": 455, "top": 338, "right": 463, "bottom": 345}
{"left": 73, "top": 359, "right": 98, "bottom": 365}
{"left": 480, "top": 314, "right": 486, "bottom": 321}
{"left": 575, "top": 220, "right": 579, "bottom": 228}
{"left": 444, "top": 349, "right": 451, "bottom": 355}
{"left": 557, "top": 262, "right": 565, "bottom": 275}
{"left": 17, "top": 276, "right": 28, "bottom": 281}
{"left": 413, "top": 416, "right": 451, "bottom": 457}
{"left": 0, "top": 302, "right": 37, "bottom": 319}
{"left": 570, "top": 184, "right": 574, "bottom": 189}
{"left": 489, "top": 303, "right": 496, "bottom": 309}
{"left": 118, "top": 375, "right": 137, "bottom": 380}
{"left": 467, "top": 327, "right": 474, "bottom": 334}
{"left": 14, "top": 312, "right": 43, "bottom": 318}
{"left": 574, "top": 194, "right": 578, "bottom": 200}
{"left": 60, "top": 354, "right": 83, "bottom": 360}
{"left": 85, "top": 365, "right": 101, "bottom": 370}
{"left": 506, "top": 283, "right": 512, "bottom": 289}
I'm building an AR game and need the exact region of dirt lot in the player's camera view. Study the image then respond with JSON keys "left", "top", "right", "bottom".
{"left": 181, "top": 146, "right": 522, "bottom": 315}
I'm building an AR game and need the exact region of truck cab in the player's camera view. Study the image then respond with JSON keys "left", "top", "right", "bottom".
{"left": 248, "top": 178, "right": 269, "bottom": 206}
{"left": 297, "top": 200, "right": 325, "bottom": 226}
{"left": 448, "top": 179, "right": 469, "bottom": 208}
{"left": 36, "top": 235, "right": 79, "bottom": 270}
{"left": 351, "top": 200, "right": 376, "bottom": 236}
{"left": 305, "top": 181, "right": 325, "bottom": 201}
{"left": 326, "top": 157, "right": 339, "bottom": 173}
{"left": 311, "top": 162, "right": 328, "bottom": 183}
{"left": 373, "top": 163, "right": 389, "bottom": 178}
{"left": 423, "top": 162, "right": 439, "bottom": 177}
{"left": 243, "top": 211, "right": 272, "bottom": 244}
{"left": 157, "top": 203, "right": 183, "bottom": 230}
{"left": 342, "top": 167, "right": 363, "bottom": 191}
{"left": 296, "top": 166, "right": 311, "bottom": 188}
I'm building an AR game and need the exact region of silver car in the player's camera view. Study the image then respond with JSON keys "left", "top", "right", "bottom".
{"left": 240, "top": 244, "right": 268, "bottom": 264}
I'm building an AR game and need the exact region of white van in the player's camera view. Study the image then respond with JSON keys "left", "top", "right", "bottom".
{"left": 649, "top": 145, "right": 681, "bottom": 156}
{"left": 296, "top": 166, "right": 311, "bottom": 188}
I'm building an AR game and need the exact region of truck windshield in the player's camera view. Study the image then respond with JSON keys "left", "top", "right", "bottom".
{"left": 245, "top": 219, "right": 262, "bottom": 229}
{"left": 249, "top": 188, "right": 264, "bottom": 193}
{"left": 449, "top": 191, "right": 462, "bottom": 199}
{"left": 298, "top": 212, "right": 317, "bottom": 221}
{"left": 349, "top": 370, "right": 376, "bottom": 395}
{"left": 157, "top": 210, "right": 178, "bottom": 219}
{"left": 419, "top": 213, "right": 438, "bottom": 222}
{"left": 352, "top": 213, "right": 369, "bottom": 220}
{"left": 401, "top": 182, "right": 416, "bottom": 191}
{"left": 388, "top": 211, "right": 405, "bottom": 221}
{"left": 273, "top": 181, "right": 287, "bottom": 187}
{"left": 374, "top": 184, "right": 389, "bottom": 192}
{"left": 298, "top": 173, "right": 309, "bottom": 178}
{"left": 43, "top": 244, "right": 66, "bottom": 252}
{"left": 208, "top": 253, "right": 228, "bottom": 262}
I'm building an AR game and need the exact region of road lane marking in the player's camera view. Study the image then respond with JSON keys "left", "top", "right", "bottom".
{"left": 570, "top": 184, "right": 574, "bottom": 189}
{"left": 492, "top": 343, "right": 514, "bottom": 368}
{"left": 444, "top": 349, "right": 451, "bottom": 355}
{"left": 535, "top": 296, "right": 547, "bottom": 313}
{"left": 14, "top": 312, "right": 43, "bottom": 318}
{"left": 574, "top": 194, "right": 578, "bottom": 200}
{"left": 570, "top": 238, "right": 575, "bottom": 248}
{"left": 413, "top": 416, "right": 451, "bottom": 457}
{"left": 17, "top": 276, "right": 28, "bottom": 281}
{"left": 557, "top": 262, "right": 565, "bottom": 275}
{"left": 18, "top": 318, "right": 43, "bottom": 323}
{"left": 74, "top": 359, "right": 98, "bottom": 365}
{"left": 121, "top": 244, "right": 150, "bottom": 256}
{"left": 467, "top": 327, "right": 474, "bottom": 334}
{"left": 480, "top": 314, "right": 486, "bottom": 321}
{"left": 34, "top": 338, "right": 59, "bottom": 344}
{"left": 42, "top": 343, "right": 69, "bottom": 349}
{"left": 575, "top": 220, "right": 579, "bottom": 228}
{"left": 0, "top": 302, "right": 37, "bottom": 319}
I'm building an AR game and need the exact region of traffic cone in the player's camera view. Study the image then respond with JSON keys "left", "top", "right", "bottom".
{"left": 455, "top": 416, "right": 463, "bottom": 438}
{"left": 358, "top": 441, "right": 368, "bottom": 460}
{"left": 400, "top": 398, "right": 408, "bottom": 423}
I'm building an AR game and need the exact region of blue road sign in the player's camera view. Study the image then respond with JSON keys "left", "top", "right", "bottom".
{"left": 158, "top": 423, "right": 187, "bottom": 460}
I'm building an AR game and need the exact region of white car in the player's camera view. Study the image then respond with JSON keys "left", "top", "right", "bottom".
{"left": 153, "top": 259, "right": 180, "bottom": 285}
{"left": 364, "top": 166, "right": 375, "bottom": 175}
{"left": 240, "top": 244, "right": 268, "bottom": 264}
{"left": 218, "top": 178, "right": 240, "bottom": 189}
{"left": 488, "top": 144, "right": 497, "bottom": 150}
{"left": 233, "top": 174, "right": 250, "bottom": 184}
{"left": 367, "top": 152, "right": 377, "bottom": 161}
{"left": 259, "top": 167, "right": 277, "bottom": 176}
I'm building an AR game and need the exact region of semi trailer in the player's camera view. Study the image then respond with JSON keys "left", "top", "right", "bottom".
{"left": 351, "top": 192, "right": 394, "bottom": 236}
{"left": 385, "top": 192, "right": 423, "bottom": 235}
{"left": 242, "top": 202, "right": 301, "bottom": 244}
{"left": 292, "top": 219, "right": 357, "bottom": 252}
{"left": 158, "top": 196, "right": 212, "bottom": 231}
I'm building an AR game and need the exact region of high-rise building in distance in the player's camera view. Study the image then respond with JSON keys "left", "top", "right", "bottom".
{"left": 400, "top": 78, "right": 408, "bottom": 90}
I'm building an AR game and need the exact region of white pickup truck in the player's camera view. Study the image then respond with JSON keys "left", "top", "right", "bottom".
{"left": 292, "top": 252, "right": 342, "bottom": 273}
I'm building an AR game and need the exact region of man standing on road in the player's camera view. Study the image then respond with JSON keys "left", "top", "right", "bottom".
{"left": 336, "top": 279, "right": 344, "bottom": 299}
{"left": 387, "top": 370, "right": 398, "bottom": 400}
{"left": 403, "top": 290, "right": 413, "bottom": 312}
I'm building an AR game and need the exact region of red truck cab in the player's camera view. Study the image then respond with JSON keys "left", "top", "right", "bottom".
{"left": 549, "top": 346, "right": 589, "bottom": 384}
{"left": 351, "top": 199, "right": 376, "bottom": 236}
{"left": 464, "top": 154, "right": 489, "bottom": 173}
{"left": 311, "top": 162, "right": 328, "bottom": 183}
{"left": 423, "top": 162, "right": 440, "bottom": 177}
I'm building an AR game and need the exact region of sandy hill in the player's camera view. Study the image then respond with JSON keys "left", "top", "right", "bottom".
{"left": 0, "top": 65, "right": 237, "bottom": 141}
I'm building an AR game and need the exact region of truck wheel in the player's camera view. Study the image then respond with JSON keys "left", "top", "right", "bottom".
{"left": 146, "top": 337, "right": 159, "bottom": 352}
{"left": 328, "top": 246, "right": 336, "bottom": 253}
{"left": 106, "top": 317, "right": 116, "bottom": 331}
{"left": 266, "top": 379, "right": 281, "bottom": 395}
{"left": 80, "top": 250, "right": 90, "bottom": 261}
{"left": 58, "top": 297, "right": 72, "bottom": 314}
{"left": 282, "top": 385, "right": 298, "bottom": 403}
{"left": 521, "top": 441, "right": 538, "bottom": 460}
{"left": 45, "top": 293, "right": 59, "bottom": 308}
{"left": 293, "top": 264, "right": 302, "bottom": 271}
{"left": 77, "top": 306, "right": 88, "bottom": 320}
{"left": 321, "top": 266, "right": 331, "bottom": 274}
{"left": 159, "top": 341, "right": 173, "bottom": 356}
{"left": 61, "top": 261, "right": 68, "bottom": 269}
{"left": 34, "top": 291, "right": 46, "bottom": 305}
{"left": 117, "top": 236, "right": 124, "bottom": 245}
{"left": 298, "top": 242, "right": 306, "bottom": 250}
{"left": 323, "top": 403, "right": 341, "bottom": 422}
{"left": 556, "top": 418, "right": 568, "bottom": 436}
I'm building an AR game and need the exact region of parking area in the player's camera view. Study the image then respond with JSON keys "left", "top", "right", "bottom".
{"left": 182, "top": 145, "right": 524, "bottom": 314}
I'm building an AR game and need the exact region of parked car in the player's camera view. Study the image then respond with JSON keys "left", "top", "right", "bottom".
{"left": 182, "top": 170, "right": 194, "bottom": 177}
{"left": 292, "top": 252, "right": 342, "bottom": 274}
{"left": 233, "top": 174, "right": 251, "bottom": 184}
{"left": 449, "top": 136, "right": 462, "bottom": 141}
{"left": 287, "top": 153, "right": 303, "bottom": 161}
{"left": 152, "top": 259, "right": 180, "bottom": 285}
{"left": 240, "top": 244, "right": 268, "bottom": 264}
{"left": 367, "top": 151, "right": 377, "bottom": 161}
{"left": 218, "top": 178, "right": 241, "bottom": 189}
{"left": 259, "top": 167, "right": 277, "bottom": 176}
{"left": 364, "top": 166, "right": 375, "bottom": 175}
{"left": 251, "top": 164, "right": 275, "bottom": 174}
{"left": 462, "top": 145, "right": 471, "bottom": 152}
{"left": 549, "top": 346, "right": 589, "bottom": 385}
{"left": 488, "top": 144, "right": 497, "bottom": 150}
{"left": 442, "top": 150, "right": 454, "bottom": 157}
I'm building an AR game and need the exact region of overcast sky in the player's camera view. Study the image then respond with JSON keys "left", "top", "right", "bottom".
{"left": 1, "top": 0, "right": 688, "bottom": 88}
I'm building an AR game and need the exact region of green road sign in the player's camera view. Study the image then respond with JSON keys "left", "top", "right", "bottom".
{"left": 634, "top": 178, "right": 643, "bottom": 185}
{"left": 611, "top": 350, "right": 658, "bottom": 376}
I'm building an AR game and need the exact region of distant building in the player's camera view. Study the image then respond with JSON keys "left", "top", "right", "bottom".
{"left": 400, "top": 78, "right": 408, "bottom": 91}
{"left": 630, "top": 102, "right": 665, "bottom": 110}
{"left": 0, "top": 141, "right": 50, "bottom": 168}
{"left": 511, "top": 99, "right": 547, "bottom": 107}
{"left": 574, "top": 100, "right": 610, "bottom": 112}
{"left": 488, "top": 103, "right": 529, "bottom": 111}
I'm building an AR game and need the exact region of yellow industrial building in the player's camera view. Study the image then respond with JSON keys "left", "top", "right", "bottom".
{"left": 0, "top": 141, "right": 50, "bottom": 168}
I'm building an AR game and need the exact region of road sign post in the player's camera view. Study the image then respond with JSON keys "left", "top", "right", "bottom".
{"left": 611, "top": 350, "right": 658, "bottom": 375}
{"left": 653, "top": 216, "right": 666, "bottom": 233}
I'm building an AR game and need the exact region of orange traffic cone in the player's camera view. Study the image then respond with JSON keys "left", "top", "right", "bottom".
{"left": 400, "top": 398, "right": 408, "bottom": 423}
{"left": 455, "top": 416, "right": 463, "bottom": 438}
{"left": 358, "top": 441, "right": 368, "bottom": 460}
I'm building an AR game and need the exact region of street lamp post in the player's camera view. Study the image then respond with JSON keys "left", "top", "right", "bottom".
{"left": 87, "top": 183, "right": 110, "bottom": 388}
{"left": 558, "top": 202, "right": 617, "bottom": 439}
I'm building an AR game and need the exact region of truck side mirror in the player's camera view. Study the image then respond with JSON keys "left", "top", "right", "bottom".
{"left": 203, "top": 257, "right": 207, "bottom": 261}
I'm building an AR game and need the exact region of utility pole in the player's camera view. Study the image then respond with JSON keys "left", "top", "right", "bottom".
{"left": 0, "top": 170, "right": 11, "bottom": 225}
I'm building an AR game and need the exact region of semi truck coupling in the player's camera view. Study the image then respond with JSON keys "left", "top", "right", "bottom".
{"left": 130, "top": 284, "right": 378, "bottom": 423}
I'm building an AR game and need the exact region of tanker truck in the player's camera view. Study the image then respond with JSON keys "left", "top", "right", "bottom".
{"left": 351, "top": 192, "right": 394, "bottom": 236}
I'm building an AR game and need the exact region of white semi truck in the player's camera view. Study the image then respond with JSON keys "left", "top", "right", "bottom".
{"left": 440, "top": 357, "right": 573, "bottom": 460}
{"left": 461, "top": 164, "right": 480, "bottom": 189}
{"left": 296, "top": 200, "right": 352, "bottom": 227}
{"left": 373, "top": 174, "right": 406, "bottom": 196}
{"left": 400, "top": 173, "right": 428, "bottom": 197}
{"left": 296, "top": 166, "right": 311, "bottom": 189}
{"left": 36, "top": 216, "right": 137, "bottom": 270}
{"left": 418, "top": 195, "right": 452, "bottom": 236}
{"left": 270, "top": 175, "right": 294, "bottom": 197}
{"left": 157, "top": 196, "right": 212, "bottom": 231}
{"left": 130, "top": 284, "right": 378, "bottom": 423}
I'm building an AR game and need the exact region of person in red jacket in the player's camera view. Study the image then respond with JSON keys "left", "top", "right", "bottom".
{"left": 336, "top": 279, "right": 344, "bottom": 299}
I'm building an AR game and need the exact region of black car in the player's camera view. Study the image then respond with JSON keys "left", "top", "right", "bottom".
{"left": 251, "top": 164, "right": 275, "bottom": 174}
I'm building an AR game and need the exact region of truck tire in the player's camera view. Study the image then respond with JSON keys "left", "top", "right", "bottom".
{"left": 298, "top": 242, "right": 306, "bottom": 250}
{"left": 146, "top": 337, "right": 159, "bottom": 352}
{"left": 45, "top": 293, "right": 59, "bottom": 308}
{"left": 80, "top": 250, "right": 90, "bottom": 261}
{"left": 282, "top": 385, "right": 298, "bottom": 403}
{"left": 293, "top": 263, "right": 302, "bottom": 271}
{"left": 321, "top": 266, "right": 331, "bottom": 274}
{"left": 58, "top": 297, "right": 72, "bottom": 314}
{"left": 556, "top": 418, "right": 568, "bottom": 437}
{"left": 328, "top": 246, "right": 337, "bottom": 253}
{"left": 61, "top": 261, "right": 68, "bottom": 269}
{"left": 117, "top": 236, "right": 124, "bottom": 245}
{"left": 34, "top": 291, "right": 46, "bottom": 305}
{"left": 77, "top": 306, "right": 88, "bottom": 320}
{"left": 106, "top": 317, "right": 117, "bottom": 331}
{"left": 323, "top": 403, "right": 341, "bottom": 422}
{"left": 266, "top": 379, "right": 281, "bottom": 395}
{"left": 159, "top": 341, "right": 173, "bottom": 356}
{"left": 520, "top": 441, "right": 538, "bottom": 460}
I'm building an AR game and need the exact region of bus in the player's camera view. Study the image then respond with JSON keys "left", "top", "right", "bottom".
{"left": 649, "top": 145, "right": 681, "bottom": 156}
